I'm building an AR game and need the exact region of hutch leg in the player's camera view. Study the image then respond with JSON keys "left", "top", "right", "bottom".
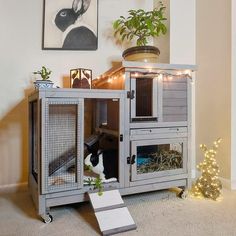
{"left": 38, "top": 195, "right": 53, "bottom": 223}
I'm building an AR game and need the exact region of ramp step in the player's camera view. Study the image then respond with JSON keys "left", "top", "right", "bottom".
{"left": 89, "top": 189, "right": 125, "bottom": 212}
{"left": 88, "top": 189, "right": 137, "bottom": 235}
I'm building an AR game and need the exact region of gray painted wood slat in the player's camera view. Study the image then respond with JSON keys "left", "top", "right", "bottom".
{"left": 163, "top": 115, "right": 187, "bottom": 122}
{"left": 163, "top": 82, "right": 187, "bottom": 90}
{"left": 163, "top": 106, "right": 187, "bottom": 115}
{"left": 163, "top": 77, "right": 187, "bottom": 83}
{"left": 163, "top": 90, "right": 187, "bottom": 99}
{"left": 163, "top": 98, "right": 187, "bottom": 107}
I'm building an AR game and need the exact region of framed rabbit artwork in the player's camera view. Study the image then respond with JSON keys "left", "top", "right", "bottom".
{"left": 42, "top": 0, "right": 98, "bottom": 50}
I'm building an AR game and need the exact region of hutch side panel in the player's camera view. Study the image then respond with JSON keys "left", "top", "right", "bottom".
{"left": 29, "top": 100, "right": 39, "bottom": 183}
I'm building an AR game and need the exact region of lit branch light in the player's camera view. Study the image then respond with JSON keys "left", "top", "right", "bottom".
{"left": 191, "top": 138, "right": 223, "bottom": 201}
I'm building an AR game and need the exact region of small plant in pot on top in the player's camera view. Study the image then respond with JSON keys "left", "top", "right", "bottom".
{"left": 33, "top": 66, "right": 54, "bottom": 89}
{"left": 113, "top": 1, "right": 167, "bottom": 62}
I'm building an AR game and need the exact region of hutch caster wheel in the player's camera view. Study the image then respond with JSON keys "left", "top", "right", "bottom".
{"left": 178, "top": 189, "right": 188, "bottom": 199}
{"left": 42, "top": 214, "right": 53, "bottom": 224}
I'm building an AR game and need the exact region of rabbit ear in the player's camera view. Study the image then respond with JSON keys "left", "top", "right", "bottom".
{"left": 84, "top": 143, "right": 92, "bottom": 153}
{"left": 72, "top": 0, "right": 91, "bottom": 14}
{"left": 72, "top": 0, "right": 82, "bottom": 13}
{"left": 83, "top": 0, "right": 92, "bottom": 13}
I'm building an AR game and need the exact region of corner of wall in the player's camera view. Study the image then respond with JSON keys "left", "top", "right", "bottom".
{"left": 0, "top": 182, "right": 28, "bottom": 194}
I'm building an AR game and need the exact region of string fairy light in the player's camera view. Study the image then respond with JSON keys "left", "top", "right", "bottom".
{"left": 96, "top": 69, "right": 193, "bottom": 84}
{"left": 191, "top": 138, "right": 223, "bottom": 201}
{"left": 130, "top": 70, "right": 192, "bottom": 79}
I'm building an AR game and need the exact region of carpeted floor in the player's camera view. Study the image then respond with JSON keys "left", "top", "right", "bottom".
{"left": 0, "top": 188, "right": 236, "bottom": 236}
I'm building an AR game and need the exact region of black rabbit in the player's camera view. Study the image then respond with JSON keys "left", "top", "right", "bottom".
{"left": 84, "top": 142, "right": 119, "bottom": 181}
{"left": 54, "top": 0, "right": 97, "bottom": 49}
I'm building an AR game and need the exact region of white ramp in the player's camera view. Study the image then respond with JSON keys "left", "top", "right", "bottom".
{"left": 88, "top": 189, "right": 137, "bottom": 235}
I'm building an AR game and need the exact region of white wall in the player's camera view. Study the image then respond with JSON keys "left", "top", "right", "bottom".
{"left": 0, "top": 0, "right": 153, "bottom": 188}
{"left": 196, "top": 0, "right": 231, "bottom": 181}
{"left": 169, "top": 0, "right": 196, "bottom": 176}
{"left": 231, "top": 0, "right": 236, "bottom": 188}
{"left": 170, "top": 0, "right": 196, "bottom": 64}
{"left": 154, "top": 0, "right": 170, "bottom": 63}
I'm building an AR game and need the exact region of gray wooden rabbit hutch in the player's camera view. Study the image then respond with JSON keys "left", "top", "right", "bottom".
{"left": 28, "top": 61, "right": 196, "bottom": 223}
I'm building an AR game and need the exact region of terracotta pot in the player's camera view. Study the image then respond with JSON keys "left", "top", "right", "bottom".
{"left": 122, "top": 46, "right": 160, "bottom": 63}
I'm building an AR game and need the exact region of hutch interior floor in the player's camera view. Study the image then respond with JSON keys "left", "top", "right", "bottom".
{"left": 1, "top": 188, "right": 236, "bottom": 236}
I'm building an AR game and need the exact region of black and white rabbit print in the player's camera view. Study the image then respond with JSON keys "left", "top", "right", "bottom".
{"left": 54, "top": 0, "right": 97, "bottom": 50}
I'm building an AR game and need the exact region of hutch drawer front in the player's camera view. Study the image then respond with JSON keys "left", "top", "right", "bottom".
{"left": 130, "top": 127, "right": 187, "bottom": 140}
{"left": 41, "top": 98, "right": 84, "bottom": 194}
{"left": 130, "top": 137, "right": 187, "bottom": 182}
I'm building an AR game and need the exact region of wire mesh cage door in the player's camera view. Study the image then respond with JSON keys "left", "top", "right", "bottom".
{"left": 41, "top": 98, "right": 84, "bottom": 194}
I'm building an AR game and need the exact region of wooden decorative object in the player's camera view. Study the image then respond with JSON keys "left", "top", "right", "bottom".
{"left": 70, "top": 68, "right": 92, "bottom": 89}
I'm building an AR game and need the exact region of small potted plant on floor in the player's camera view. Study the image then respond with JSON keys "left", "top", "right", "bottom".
{"left": 113, "top": 1, "right": 167, "bottom": 62}
{"left": 33, "top": 66, "right": 54, "bottom": 89}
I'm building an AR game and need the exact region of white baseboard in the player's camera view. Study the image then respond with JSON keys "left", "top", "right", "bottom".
{"left": 229, "top": 179, "right": 236, "bottom": 190}
{"left": 219, "top": 177, "right": 232, "bottom": 190}
{"left": 0, "top": 182, "right": 28, "bottom": 194}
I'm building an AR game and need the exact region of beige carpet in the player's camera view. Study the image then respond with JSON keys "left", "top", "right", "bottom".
{"left": 0, "top": 188, "right": 236, "bottom": 236}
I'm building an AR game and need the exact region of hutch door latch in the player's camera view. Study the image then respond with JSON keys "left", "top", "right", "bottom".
{"left": 127, "top": 90, "right": 135, "bottom": 99}
{"left": 127, "top": 155, "right": 136, "bottom": 165}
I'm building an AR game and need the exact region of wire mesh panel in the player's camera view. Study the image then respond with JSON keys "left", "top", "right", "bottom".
{"left": 42, "top": 99, "right": 83, "bottom": 194}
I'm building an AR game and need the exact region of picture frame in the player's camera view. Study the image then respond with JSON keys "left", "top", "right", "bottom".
{"left": 42, "top": 0, "right": 98, "bottom": 50}
{"left": 70, "top": 68, "right": 92, "bottom": 88}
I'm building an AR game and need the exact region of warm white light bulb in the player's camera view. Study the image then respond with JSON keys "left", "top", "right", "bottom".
{"left": 158, "top": 74, "right": 163, "bottom": 81}
{"left": 184, "top": 70, "right": 191, "bottom": 76}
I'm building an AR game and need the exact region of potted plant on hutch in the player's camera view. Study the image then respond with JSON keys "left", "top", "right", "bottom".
{"left": 33, "top": 66, "right": 54, "bottom": 89}
{"left": 113, "top": 1, "right": 167, "bottom": 62}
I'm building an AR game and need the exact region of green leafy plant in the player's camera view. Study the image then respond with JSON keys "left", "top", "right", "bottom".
{"left": 113, "top": 1, "right": 167, "bottom": 46}
{"left": 33, "top": 66, "right": 52, "bottom": 80}
{"left": 84, "top": 164, "right": 104, "bottom": 196}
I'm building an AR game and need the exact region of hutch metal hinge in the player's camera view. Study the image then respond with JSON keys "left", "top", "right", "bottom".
{"left": 127, "top": 90, "right": 135, "bottom": 99}
{"left": 127, "top": 155, "right": 136, "bottom": 165}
